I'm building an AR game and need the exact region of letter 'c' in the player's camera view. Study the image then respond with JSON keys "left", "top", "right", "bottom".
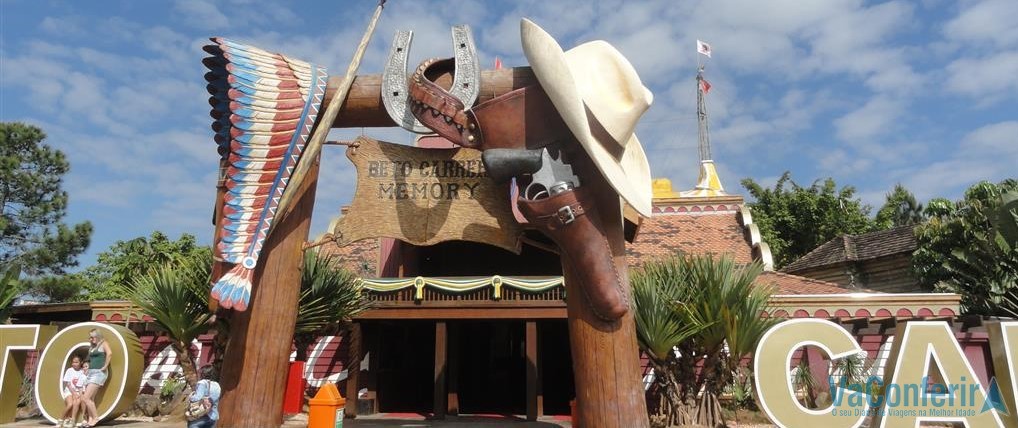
{"left": 754, "top": 319, "right": 867, "bottom": 428}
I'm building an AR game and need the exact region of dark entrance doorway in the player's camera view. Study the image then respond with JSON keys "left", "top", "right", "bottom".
{"left": 539, "top": 319, "right": 574, "bottom": 415}
{"left": 371, "top": 320, "right": 434, "bottom": 413}
{"left": 456, "top": 320, "right": 527, "bottom": 414}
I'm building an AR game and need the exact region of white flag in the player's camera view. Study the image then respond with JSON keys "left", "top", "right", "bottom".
{"left": 697, "top": 39, "right": 712, "bottom": 58}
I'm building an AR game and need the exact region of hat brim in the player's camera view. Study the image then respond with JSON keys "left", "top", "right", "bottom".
{"left": 521, "top": 18, "right": 652, "bottom": 217}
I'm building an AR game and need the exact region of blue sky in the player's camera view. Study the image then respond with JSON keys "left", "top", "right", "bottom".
{"left": 2, "top": 0, "right": 1016, "bottom": 270}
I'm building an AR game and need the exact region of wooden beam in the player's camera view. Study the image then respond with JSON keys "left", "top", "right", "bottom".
{"left": 367, "top": 300, "right": 567, "bottom": 309}
{"left": 355, "top": 306, "right": 567, "bottom": 320}
{"left": 344, "top": 322, "right": 362, "bottom": 419}
{"left": 217, "top": 156, "right": 321, "bottom": 428}
{"left": 323, "top": 68, "right": 538, "bottom": 129}
{"left": 526, "top": 320, "right": 539, "bottom": 421}
{"left": 434, "top": 321, "right": 448, "bottom": 419}
{"left": 447, "top": 322, "right": 459, "bottom": 416}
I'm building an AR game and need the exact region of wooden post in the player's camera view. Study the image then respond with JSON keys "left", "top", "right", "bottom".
{"left": 345, "top": 322, "right": 362, "bottom": 418}
{"left": 526, "top": 320, "right": 539, "bottom": 421}
{"left": 217, "top": 156, "right": 321, "bottom": 428}
{"left": 447, "top": 322, "right": 460, "bottom": 415}
{"left": 562, "top": 162, "right": 650, "bottom": 427}
{"left": 434, "top": 321, "right": 448, "bottom": 418}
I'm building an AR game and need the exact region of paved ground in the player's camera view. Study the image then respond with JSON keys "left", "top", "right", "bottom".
{"left": 342, "top": 414, "right": 570, "bottom": 427}
{"left": 2, "top": 414, "right": 571, "bottom": 427}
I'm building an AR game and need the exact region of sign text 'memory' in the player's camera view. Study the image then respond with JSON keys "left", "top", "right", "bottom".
{"left": 369, "top": 160, "right": 487, "bottom": 200}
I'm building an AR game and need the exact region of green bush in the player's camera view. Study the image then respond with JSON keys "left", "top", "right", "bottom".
{"left": 160, "top": 373, "right": 186, "bottom": 402}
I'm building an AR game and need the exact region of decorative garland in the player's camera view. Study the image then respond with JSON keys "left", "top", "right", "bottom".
{"left": 355, "top": 275, "right": 564, "bottom": 300}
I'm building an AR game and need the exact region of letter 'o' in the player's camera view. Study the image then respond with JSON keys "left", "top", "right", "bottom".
{"left": 34, "top": 322, "right": 143, "bottom": 423}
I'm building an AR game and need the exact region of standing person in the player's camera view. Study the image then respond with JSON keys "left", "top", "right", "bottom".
{"left": 187, "top": 365, "right": 221, "bottom": 428}
{"left": 59, "top": 356, "right": 87, "bottom": 427}
{"left": 80, "top": 329, "right": 111, "bottom": 427}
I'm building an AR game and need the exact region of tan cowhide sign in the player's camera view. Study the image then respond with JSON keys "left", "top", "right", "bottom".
{"left": 331, "top": 136, "right": 522, "bottom": 253}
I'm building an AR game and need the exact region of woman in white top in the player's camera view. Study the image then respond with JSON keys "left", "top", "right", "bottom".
{"left": 59, "top": 356, "right": 87, "bottom": 427}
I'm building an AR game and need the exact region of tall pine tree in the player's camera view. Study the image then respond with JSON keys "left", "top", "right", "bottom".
{"left": 875, "top": 184, "right": 924, "bottom": 229}
{"left": 1, "top": 122, "right": 92, "bottom": 275}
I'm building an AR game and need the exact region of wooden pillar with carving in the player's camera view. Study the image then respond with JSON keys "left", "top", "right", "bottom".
{"left": 562, "top": 161, "right": 649, "bottom": 427}
{"left": 217, "top": 156, "right": 321, "bottom": 428}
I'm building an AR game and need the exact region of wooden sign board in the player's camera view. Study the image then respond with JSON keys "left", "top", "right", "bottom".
{"left": 332, "top": 136, "right": 523, "bottom": 253}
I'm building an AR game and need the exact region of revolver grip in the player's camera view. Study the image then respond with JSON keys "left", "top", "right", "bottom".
{"left": 481, "top": 148, "right": 544, "bottom": 183}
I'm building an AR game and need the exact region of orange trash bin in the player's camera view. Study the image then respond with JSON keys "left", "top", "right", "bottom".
{"left": 308, "top": 383, "right": 346, "bottom": 428}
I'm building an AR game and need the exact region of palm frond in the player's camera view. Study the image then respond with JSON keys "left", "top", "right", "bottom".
{"left": 118, "top": 247, "right": 213, "bottom": 346}
{"left": 294, "top": 249, "right": 372, "bottom": 341}
{"left": 632, "top": 257, "right": 709, "bottom": 361}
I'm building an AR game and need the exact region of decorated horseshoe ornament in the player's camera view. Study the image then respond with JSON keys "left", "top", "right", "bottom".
{"left": 382, "top": 25, "right": 480, "bottom": 133}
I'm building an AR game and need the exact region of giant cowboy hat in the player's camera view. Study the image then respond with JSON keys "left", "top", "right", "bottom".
{"left": 521, "top": 18, "right": 654, "bottom": 218}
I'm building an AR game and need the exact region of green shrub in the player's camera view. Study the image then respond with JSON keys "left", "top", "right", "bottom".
{"left": 160, "top": 373, "right": 186, "bottom": 402}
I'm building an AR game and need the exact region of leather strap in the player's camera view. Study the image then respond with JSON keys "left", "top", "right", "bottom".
{"left": 409, "top": 57, "right": 573, "bottom": 151}
{"left": 531, "top": 199, "right": 587, "bottom": 228}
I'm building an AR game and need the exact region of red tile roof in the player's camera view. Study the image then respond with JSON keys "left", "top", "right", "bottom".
{"left": 626, "top": 211, "right": 755, "bottom": 265}
{"left": 319, "top": 238, "right": 379, "bottom": 277}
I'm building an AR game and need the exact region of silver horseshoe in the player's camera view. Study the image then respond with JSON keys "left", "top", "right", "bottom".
{"left": 381, "top": 25, "right": 480, "bottom": 134}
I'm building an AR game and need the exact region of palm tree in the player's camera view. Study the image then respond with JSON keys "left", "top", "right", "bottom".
{"left": 938, "top": 189, "right": 1018, "bottom": 315}
{"left": 632, "top": 259, "right": 710, "bottom": 425}
{"left": 120, "top": 248, "right": 214, "bottom": 386}
{"left": 293, "top": 249, "right": 372, "bottom": 362}
{"left": 1, "top": 263, "right": 22, "bottom": 323}
{"left": 632, "top": 253, "right": 777, "bottom": 427}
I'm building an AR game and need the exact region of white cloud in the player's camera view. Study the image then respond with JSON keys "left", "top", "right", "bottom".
{"left": 943, "top": 0, "right": 1018, "bottom": 48}
{"left": 713, "top": 117, "right": 773, "bottom": 152}
{"left": 818, "top": 149, "right": 874, "bottom": 176}
{"left": 1, "top": 56, "right": 71, "bottom": 113}
{"left": 961, "top": 120, "right": 1018, "bottom": 157}
{"left": 39, "top": 16, "right": 85, "bottom": 36}
{"left": 944, "top": 50, "right": 1018, "bottom": 100}
{"left": 173, "top": 0, "right": 229, "bottom": 30}
{"left": 894, "top": 120, "right": 1018, "bottom": 201}
{"left": 834, "top": 96, "right": 905, "bottom": 143}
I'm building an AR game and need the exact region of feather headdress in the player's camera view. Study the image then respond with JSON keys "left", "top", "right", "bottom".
{"left": 203, "top": 38, "right": 327, "bottom": 311}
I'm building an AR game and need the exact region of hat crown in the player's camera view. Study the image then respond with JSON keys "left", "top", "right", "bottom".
{"left": 564, "top": 41, "right": 653, "bottom": 152}
{"left": 521, "top": 18, "right": 654, "bottom": 217}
